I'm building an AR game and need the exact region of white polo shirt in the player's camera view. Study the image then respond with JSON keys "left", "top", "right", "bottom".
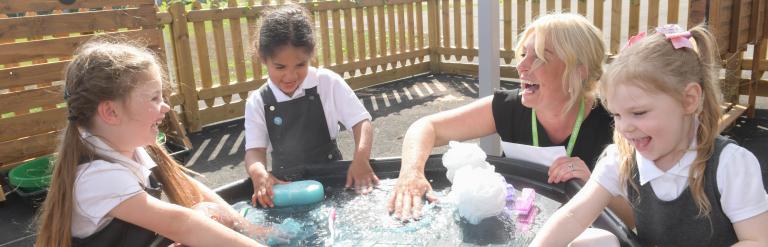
{"left": 244, "top": 66, "right": 371, "bottom": 150}
{"left": 593, "top": 141, "right": 768, "bottom": 223}
{"left": 71, "top": 131, "right": 156, "bottom": 238}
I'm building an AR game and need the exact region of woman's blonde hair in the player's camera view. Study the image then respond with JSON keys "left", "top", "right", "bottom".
{"left": 599, "top": 24, "right": 722, "bottom": 217}
{"left": 35, "top": 40, "right": 204, "bottom": 247}
{"left": 515, "top": 12, "right": 606, "bottom": 113}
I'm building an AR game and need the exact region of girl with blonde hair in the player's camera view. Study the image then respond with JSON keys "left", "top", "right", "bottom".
{"left": 531, "top": 24, "right": 768, "bottom": 246}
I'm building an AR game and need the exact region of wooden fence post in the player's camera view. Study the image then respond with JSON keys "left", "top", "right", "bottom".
{"left": 168, "top": 2, "right": 202, "bottom": 132}
{"left": 427, "top": 0, "right": 440, "bottom": 73}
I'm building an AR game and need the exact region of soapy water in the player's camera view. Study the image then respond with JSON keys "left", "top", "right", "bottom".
{"left": 231, "top": 179, "right": 561, "bottom": 246}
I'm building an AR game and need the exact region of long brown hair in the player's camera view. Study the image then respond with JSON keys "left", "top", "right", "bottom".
{"left": 35, "top": 39, "right": 204, "bottom": 247}
{"left": 599, "top": 24, "right": 722, "bottom": 217}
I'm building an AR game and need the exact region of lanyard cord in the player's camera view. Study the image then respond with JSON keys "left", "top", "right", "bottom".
{"left": 531, "top": 98, "right": 586, "bottom": 156}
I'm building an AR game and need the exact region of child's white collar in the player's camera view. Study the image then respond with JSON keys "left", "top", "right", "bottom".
{"left": 635, "top": 137, "right": 697, "bottom": 186}
{"left": 266, "top": 67, "right": 318, "bottom": 101}
{"left": 79, "top": 128, "right": 157, "bottom": 177}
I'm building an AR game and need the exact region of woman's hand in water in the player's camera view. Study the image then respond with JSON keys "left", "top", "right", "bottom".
{"left": 346, "top": 160, "right": 380, "bottom": 194}
{"left": 250, "top": 170, "right": 288, "bottom": 208}
{"left": 387, "top": 173, "right": 438, "bottom": 221}
{"left": 547, "top": 156, "right": 591, "bottom": 184}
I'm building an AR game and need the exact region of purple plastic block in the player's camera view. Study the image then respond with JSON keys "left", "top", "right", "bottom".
{"left": 514, "top": 188, "right": 536, "bottom": 215}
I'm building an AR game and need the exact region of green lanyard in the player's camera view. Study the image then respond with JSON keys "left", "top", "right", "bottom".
{"left": 531, "top": 98, "right": 585, "bottom": 156}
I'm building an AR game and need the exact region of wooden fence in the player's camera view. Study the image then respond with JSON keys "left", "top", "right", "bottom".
{"left": 1, "top": 0, "right": 766, "bottom": 170}
{"left": 0, "top": 0, "right": 188, "bottom": 171}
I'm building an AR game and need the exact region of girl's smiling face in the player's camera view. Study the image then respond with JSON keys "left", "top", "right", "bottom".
{"left": 116, "top": 65, "right": 170, "bottom": 149}
{"left": 264, "top": 45, "right": 311, "bottom": 97}
{"left": 607, "top": 83, "right": 697, "bottom": 168}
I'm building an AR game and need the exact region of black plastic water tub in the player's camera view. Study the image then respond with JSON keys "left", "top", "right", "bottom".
{"left": 209, "top": 154, "right": 640, "bottom": 247}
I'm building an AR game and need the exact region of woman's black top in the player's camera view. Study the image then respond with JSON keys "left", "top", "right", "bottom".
{"left": 491, "top": 89, "right": 613, "bottom": 170}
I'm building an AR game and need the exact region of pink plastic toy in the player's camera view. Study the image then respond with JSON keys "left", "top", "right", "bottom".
{"left": 514, "top": 188, "right": 536, "bottom": 215}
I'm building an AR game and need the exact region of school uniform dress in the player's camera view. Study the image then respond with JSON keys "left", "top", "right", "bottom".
{"left": 71, "top": 131, "right": 164, "bottom": 247}
{"left": 244, "top": 67, "right": 371, "bottom": 178}
{"left": 593, "top": 137, "right": 768, "bottom": 246}
{"left": 491, "top": 89, "right": 614, "bottom": 169}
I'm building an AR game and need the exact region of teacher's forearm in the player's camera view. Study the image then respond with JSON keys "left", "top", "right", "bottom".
{"left": 400, "top": 118, "right": 439, "bottom": 176}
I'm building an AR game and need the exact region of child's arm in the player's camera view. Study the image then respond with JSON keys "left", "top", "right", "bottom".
{"left": 245, "top": 148, "right": 286, "bottom": 207}
{"left": 109, "top": 192, "right": 263, "bottom": 246}
{"left": 732, "top": 211, "right": 768, "bottom": 246}
{"left": 529, "top": 179, "right": 615, "bottom": 247}
{"left": 345, "top": 119, "right": 379, "bottom": 194}
{"left": 188, "top": 175, "right": 241, "bottom": 222}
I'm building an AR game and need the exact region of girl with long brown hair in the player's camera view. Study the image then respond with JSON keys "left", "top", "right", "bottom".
{"left": 34, "top": 40, "right": 265, "bottom": 247}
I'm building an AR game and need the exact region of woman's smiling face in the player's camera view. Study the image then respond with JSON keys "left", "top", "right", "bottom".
{"left": 516, "top": 34, "right": 570, "bottom": 110}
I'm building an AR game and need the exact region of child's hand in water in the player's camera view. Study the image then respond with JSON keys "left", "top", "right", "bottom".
{"left": 251, "top": 171, "right": 288, "bottom": 208}
{"left": 346, "top": 159, "right": 380, "bottom": 194}
{"left": 245, "top": 220, "right": 301, "bottom": 245}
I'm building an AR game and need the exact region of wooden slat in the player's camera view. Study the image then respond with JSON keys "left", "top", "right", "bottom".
{"left": 366, "top": 6, "right": 377, "bottom": 58}
{"left": 465, "top": 0, "right": 474, "bottom": 60}
{"left": 397, "top": 3, "right": 407, "bottom": 65}
{"left": 345, "top": 63, "right": 430, "bottom": 89}
{"left": 628, "top": 0, "right": 640, "bottom": 38}
{"left": 246, "top": 1, "right": 261, "bottom": 82}
{"left": 319, "top": 10, "right": 331, "bottom": 66}
{"left": 228, "top": 0, "right": 247, "bottom": 84}
{"left": 0, "top": 131, "right": 59, "bottom": 167}
{"left": 377, "top": 5, "right": 387, "bottom": 58}
{"left": 0, "top": 85, "right": 63, "bottom": 114}
{"left": 198, "top": 80, "right": 265, "bottom": 100}
{"left": 668, "top": 0, "right": 680, "bottom": 24}
{"left": 416, "top": 1, "right": 424, "bottom": 49}
{"left": 594, "top": 0, "right": 604, "bottom": 31}
{"left": 504, "top": 0, "right": 512, "bottom": 63}
{"left": 407, "top": 2, "right": 416, "bottom": 63}
{"left": 192, "top": 2, "right": 214, "bottom": 107}
{"left": 546, "top": 0, "right": 555, "bottom": 12}
{"left": 332, "top": 9, "right": 344, "bottom": 65}
{"left": 343, "top": 7, "right": 355, "bottom": 66}
{"left": 441, "top": 0, "right": 450, "bottom": 59}
{"left": 516, "top": 0, "right": 525, "bottom": 44}
{"left": 0, "top": 108, "right": 66, "bottom": 142}
{"left": 427, "top": 0, "right": 440, "bottom": 72}
{"left": 328, "top": 49, "right": 429, "bottom": 73}
{"left": 355, "top": 7, "right": 366, "bottom": 62}
{"left": 436, "top": 47, "right": 515, "bottom": 61}
{"left": 0, "top": 29, "right": 162, "bottom": 66}
{"left": 168, "top": 2, "right": 201, "bottom": 131}
{"left": 648, "top": 0, "right": 659, "bottom": 28}
{"left": 577, "top": 0, "right": 586, "bottom": 16}
{"left": 198, "top": 101, "right": 246, "bottom": 126}
{"left": 532, "top": 0, "right": 539, "bottom": 21}
{"left": 748, "top": 0, "right": 763, "bottom": 42}
{"left": 729, "top": 0, "right": 744, "bottom": 53}
{"left": 718, "top": 104, "right": 748, "bottom": 132}
{"left": 0, "top": 61, "right": 67, "bottom": 90}
{"left": 453, "top": 0, "right": 462, "bottom": 50}
{"left": 211, "top": 3, "right": 232, "bottom": 104}
{"left": 610, "top": 0, "right": 621, "bottom": 53}
{"left": 388, "top": 3, "right": 397, "bottom": 59}
{"left": 563, "top": 0, "right": 571, "bottom": 12}
{"left": 439, "top": 62, "right": 520, "bottom": 80}
{"left": 0, "top": 5, "right": 156, "bottom": 40}
{"left": 0, "top": 0, "right": 154, "bottom": 13}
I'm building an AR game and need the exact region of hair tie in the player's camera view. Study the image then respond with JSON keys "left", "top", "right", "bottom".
{"left": 655, "top": 24, "right": 693, "bottom": 49}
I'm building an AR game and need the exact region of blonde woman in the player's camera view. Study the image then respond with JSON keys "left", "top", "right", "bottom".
{"left": 387, "top": 13, "right": 630, "bottom": 223}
